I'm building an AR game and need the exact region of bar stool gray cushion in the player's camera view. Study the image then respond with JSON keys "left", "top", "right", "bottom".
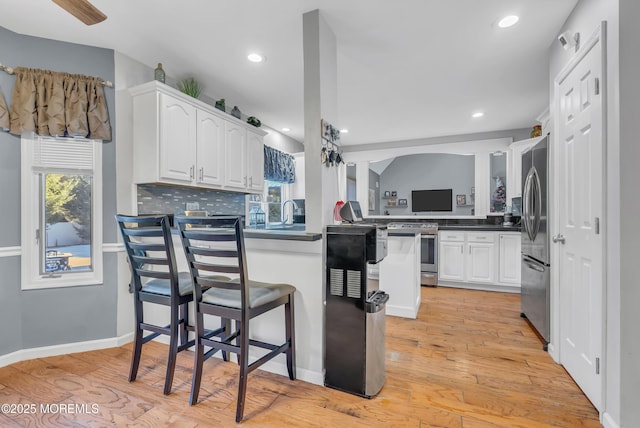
{"left": 202, "top": 279, "right": 296, "bottom": 309}
{"left": 142, "top": 272, "right": 193, "bottom": 296}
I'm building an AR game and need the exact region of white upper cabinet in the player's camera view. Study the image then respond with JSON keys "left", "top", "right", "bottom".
{"left": 196, "top": 109, "right": 224, "bottom": 187}
{"left": 159, "top": 94, "right": 197, "bottom": 183}
{"left": 246, "top": 129, "right": 265, "bottom": 192}
{"left": 130, "top": 81, "right": 266, "bottom": 193}
{"left": 224, "top": 122, "right": 247, "bottom": 190}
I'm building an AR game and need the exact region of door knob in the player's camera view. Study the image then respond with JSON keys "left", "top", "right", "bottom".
{"left": 552, "top": 234, "right": 566, "bottom": 244}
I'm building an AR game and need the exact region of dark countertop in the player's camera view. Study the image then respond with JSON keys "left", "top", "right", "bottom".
{"left": 388, "top": 230, "right": 422, "bottom": 237}
{"left": 244, "top": 228, "right": 322, "bottom": 241}
{"left": 438, "top": 225, "right": 521, "bottom": 232}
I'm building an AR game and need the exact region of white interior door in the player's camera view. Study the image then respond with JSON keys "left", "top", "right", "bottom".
{"left": 555, "top": 27, "right": 605, "bottom": 411}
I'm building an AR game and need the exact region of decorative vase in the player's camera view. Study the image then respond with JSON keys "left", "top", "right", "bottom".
{"left": 215, "top": 98, "right": 225, "bottom": 112}
{"left": 154, "top": 63, "right": 165, "bottom": 84}
{"left": 231, "top": 106, "right": 241, "bottom": 120}
{"left": 530, "top": 124, "right": 542, "bottom": 138}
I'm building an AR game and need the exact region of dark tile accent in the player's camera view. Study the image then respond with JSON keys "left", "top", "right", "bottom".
{"left": 137, "top": 184, "right": 245, "bottom": 216}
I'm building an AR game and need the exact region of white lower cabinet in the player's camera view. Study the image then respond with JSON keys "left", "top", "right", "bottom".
{"left": 438, "top": 241, "right": 465, "bottom": 281}
{"left": 498, "top": 233, "right": 521, "bottom": 286}
{"left": 466, "top": 242, "right": 496, "bottom": 283}
{"left": 439, "top": 230, "right": 520, "bottom": 290}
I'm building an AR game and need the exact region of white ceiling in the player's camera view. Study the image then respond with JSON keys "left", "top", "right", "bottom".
{"left": 0, "top": 0, "right": 578, "bottom": 146}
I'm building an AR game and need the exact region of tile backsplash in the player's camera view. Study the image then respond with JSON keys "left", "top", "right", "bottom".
{"left": 137, "top": 184, "right": 245, "bottom": 215}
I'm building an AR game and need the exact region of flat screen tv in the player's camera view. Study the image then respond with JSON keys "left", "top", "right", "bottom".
{"left": 411, "top": 189, "right": 453, "bottom": 212}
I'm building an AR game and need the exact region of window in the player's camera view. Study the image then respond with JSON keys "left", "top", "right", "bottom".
{"left": 246, "top": 180, "right": 291, "bottom": 226}
{"left": 21, "top": 134, "right": 103, "bottom": 289}
{"left": 266, "top": 181, "right": 284, "bottom": 223}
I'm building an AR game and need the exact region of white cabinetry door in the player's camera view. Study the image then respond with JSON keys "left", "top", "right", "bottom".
{"left": 439, "top": 241, "right": 465, "bottom": 281}
{"left": 246, "top": 130, "right": 264, "bottom": 193}
{"left": 196, "top": 110, "right": 224, "bottom": 186}
{"left": 466, "top": 242, "right": 496, "bottom": 283}
{"left": 498, "top": 233, "right": 521, "bottom": 286}
{"left": 159, "top": 93, "right": 196, "bottom": 183}
{"left": 224, "top": 122, "right": 247, "bottom": 189}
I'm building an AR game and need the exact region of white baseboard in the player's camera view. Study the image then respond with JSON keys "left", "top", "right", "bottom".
{"left": 0, "top": 332, "right": 324, "bottom": 386}
{"left": 386, "top": 304, "right": 418, "bottom": 319}
{"left": 438, "top": 282, "right": 520, "bottom": 294}
{"left": 0, "top": 333, "right": 134, "bottom": 369}
{"left": 546, "top": 342, "right": 560, "bottom": 363}
{"left": 602, "top": 412, "right": 619, "bottom": 428}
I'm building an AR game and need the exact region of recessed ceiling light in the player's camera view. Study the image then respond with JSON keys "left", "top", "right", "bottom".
{"left": 247, "top": 53, "right": 265, "bottom": 63}
{"left": 281, "top": 127, "right": 291, "bottom": 132}
{"left": 340, "top": 129, "right": 349, "bottom": 133}
{"left": 498, "top": 15, "right": 519, "bottom": 28}
{"left": 472, "top": 112, "right": 484, "bottom": 118}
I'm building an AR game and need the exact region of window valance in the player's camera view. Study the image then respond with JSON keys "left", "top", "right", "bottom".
{"left": 9, "top": 67, "right": 112, "bottom": 140}
{"left": 0, "top": 89, "right": 8, "bottom": 131}
{"left": 264, "top": 145, "right": 295, "bottom": 184}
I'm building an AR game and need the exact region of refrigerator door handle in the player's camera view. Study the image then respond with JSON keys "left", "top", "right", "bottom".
{"left": 523, "top": 168, "right": 534, "bottom": 241}
{"left": 523, "top": 258, "right": 546, "bottom": 272}
{"left": 531, "top": 168, "right": 542, "bottom": 240}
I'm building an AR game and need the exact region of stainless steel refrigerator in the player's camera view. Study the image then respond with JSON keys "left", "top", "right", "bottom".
{"left": 521, "top": 135, "right": 550, "bottom": 348}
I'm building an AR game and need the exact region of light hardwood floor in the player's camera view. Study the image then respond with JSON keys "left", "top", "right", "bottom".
{"left": 0, "top": 287, "right": 601, "bottom": 427}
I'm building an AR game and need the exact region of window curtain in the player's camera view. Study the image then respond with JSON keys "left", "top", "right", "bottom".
{"left": 263, "top": 145, "right": 295, "bottom": 184}
{"left": 0, "top": 88, "right": 9, "bottom": 131}
{"left": 8, "top": 67, "right": 112, "bottom": 140}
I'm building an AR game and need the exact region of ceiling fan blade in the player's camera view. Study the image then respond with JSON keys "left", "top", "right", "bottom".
{"left": 51, "top": 0, "right": 107, "bottom": 25}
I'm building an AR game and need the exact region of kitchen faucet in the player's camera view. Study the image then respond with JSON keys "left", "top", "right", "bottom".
{"left": 281, "top": 199, "right": 298, "bottom": 224}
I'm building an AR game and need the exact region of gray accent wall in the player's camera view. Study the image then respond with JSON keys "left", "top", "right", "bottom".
{"left": 0, "top": 25, "right": 117, "bottom": 357}
{"left": 379, "top": 153, "right": 474, "bottom": 216}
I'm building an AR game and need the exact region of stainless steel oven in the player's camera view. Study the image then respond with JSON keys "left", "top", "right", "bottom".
{"left": 420, "top": 234, "right": 438, "bottom": 286}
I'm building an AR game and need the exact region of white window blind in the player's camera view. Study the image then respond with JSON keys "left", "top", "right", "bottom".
{"left": 32, "top": 138, "right": 96, "bottom": 171}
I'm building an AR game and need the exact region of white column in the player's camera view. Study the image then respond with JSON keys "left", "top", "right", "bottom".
{"left": 303, "top": 9, "right": 340, "bottom": 233}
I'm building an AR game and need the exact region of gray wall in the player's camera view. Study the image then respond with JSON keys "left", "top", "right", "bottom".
{"left": 620, "top": 1, "right": 640, "bottom": 426}
{"left": 0, "top": 25, "right": 117, "bottom": 356}
{"left": 379, "top": 153, "right": 474, "bottom": 215}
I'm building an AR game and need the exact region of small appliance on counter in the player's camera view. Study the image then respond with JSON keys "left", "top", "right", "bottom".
{"left": 339, "top": 200, "right": 364, "bottom": 223}
{"left": 324, "top": 209, "right": 389, "bottom": 398}
{"left": 292, "top": 199, "right": 305, "bottom": 224}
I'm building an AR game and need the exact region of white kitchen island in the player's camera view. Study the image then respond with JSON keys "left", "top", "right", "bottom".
{"left": 379, "top": 231, "right": 422, "bottom": 319}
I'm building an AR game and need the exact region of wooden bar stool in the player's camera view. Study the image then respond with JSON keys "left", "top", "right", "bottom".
{"left": 175, "top": 215, "right": 296, "bottom": 423}
{"left": 115, "top": 214, "right": 228, "bottom": 395}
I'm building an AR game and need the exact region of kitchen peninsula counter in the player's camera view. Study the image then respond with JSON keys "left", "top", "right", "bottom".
{"left": 244, "top": 228, "right": 322, "bottom": 241}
